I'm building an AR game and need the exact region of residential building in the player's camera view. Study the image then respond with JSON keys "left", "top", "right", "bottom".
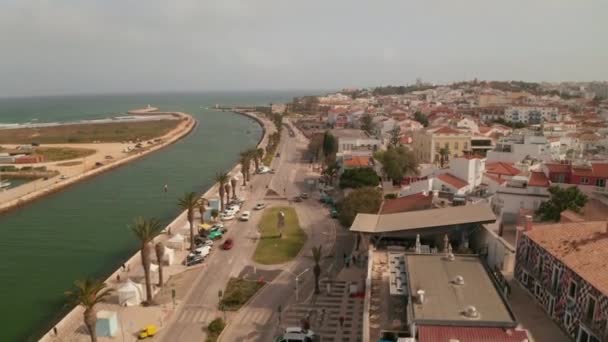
{"left": 504, "top": 106, "right": 561, "bottom": 124}
{"left": 477, "top": 106, "right": 506, "bottom": 122}
{"left": 542, "top": 162, "right": 608, "bottom": 188}
{"left": 486, "top": 134, "right": 552, "bottom": 163}
{"left": 515, "top": 219, "right": 608, "bottom": 342}
{"left": 378, "top": 192, "right": 434, "bottom": 214}
{"left": 470, "top": 136, "right": 494, "bottom": 156}
{"left": 330, "top": 129, "right": 381, "bottom": 154}
{"left": 412, "top": 126, "right": 471, "bottom": 163}
{"left": 491, "top": 171, "right": 551, "bottom": 224}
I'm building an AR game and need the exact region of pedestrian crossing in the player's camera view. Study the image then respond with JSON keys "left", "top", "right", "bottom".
{"left": 281, "top": 280, "right": 364, "bottom": 342}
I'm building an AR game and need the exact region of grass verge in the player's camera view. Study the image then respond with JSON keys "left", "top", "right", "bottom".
{"left": 253, "top": 207, "right": 307, "bottom": 264}
{"left": 220, "top": 277, "right": 265, "bottom": 311}
{"left": 0, "top": 120, "right": 181, "bottom": 144}
{"left": 35, "top": 147, "right": 96, "bottom": 161}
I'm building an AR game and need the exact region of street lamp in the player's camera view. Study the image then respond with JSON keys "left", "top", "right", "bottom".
{"left": 285, "top": 268, "right": 310, "bottom": 301}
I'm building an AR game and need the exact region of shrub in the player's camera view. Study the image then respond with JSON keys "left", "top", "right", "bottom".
{"left": 339, "top": 168, "right": 380, "bottom": 189}
{"left": 208, "top": 318, "right": 225, "bottom": 334}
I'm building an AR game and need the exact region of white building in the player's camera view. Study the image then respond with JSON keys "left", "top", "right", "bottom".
{"left": 492, "top": 171, "right": 551, "bottom": 224}
{"left": 504, "top": 106, "right": 560, "bottom": 124}
{"left": 486, "top": 134, "right": 552, "bottom": 163}
{"left": 331, "top": 129, "right": 381, "bottom": 154}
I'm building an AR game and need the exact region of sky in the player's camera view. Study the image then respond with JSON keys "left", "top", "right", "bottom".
{"left": 0, "top": 0, "right": 606, "bottom": 97}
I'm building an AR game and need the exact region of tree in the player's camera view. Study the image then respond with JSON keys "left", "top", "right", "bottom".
{"left": 211, "top": 209, "right": 219, "bottom": 221}
{"left": 338, "top": 187, "right": 383, "bottom": 227}
{"left": 389, "top": 125, "right": 401, "bottom": 147}
{"left": 216, "top": 171, "right": 229, "bottom": 211}
{"left": 339, "top": 168, "right": 380, "bottom": 189}
{"left": 65, "top": 278, "right": 113, "bottom": 342}
{"left": 374, "top": 146, "right": 419, "bottom": 184}
{"left": 178, "top": 192, "right": 200, "bottom": 252}
{"left": 224, "top": 183, "right": 231, "bottom": 205}
{"left": 155, "top": 242, "right": 165, "bottom": 287}
{"left": 322, "top": 131, "right": 338, "bottom": 163}
{"left": 307, "top": 133, "right": 324, "bottom": 162}
{"left": 239, "top": 153, "right": 251, "bottom": 185}
{"left": 256, "top": 148, "right": 265, "bottom": 167}
{"left": 130, "top": 217, "right": 162, "bottom": 304}
{"left": 311, "top": 246, "right": 322, "bottom": 295}
{"left": 361, "top": 114, "right": 374, "bottom": 135}
{"left": 323, "top": 161, "right": 340, "bottom": 186}
{"left": 438, "top": 147, "right": 450, "bottom": 168}
{"left": 536, "top": 186, "right": 588, "bottom": 222}
{"left": 413, "top": 111, "right": 429, "bottom": 127}
{"left": 230, "top": 177, "right": 238, "bottom": 199}
{"left": 246, "top": 148, "right": 260, "bottom": 172}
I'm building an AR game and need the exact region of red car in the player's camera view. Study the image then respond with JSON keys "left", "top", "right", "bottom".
{"left": 222, "top": 238, "right": 234, "bottom": 250}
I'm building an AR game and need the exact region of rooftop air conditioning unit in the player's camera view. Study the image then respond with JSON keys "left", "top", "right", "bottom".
{"left": 453, "top": 275, "right": 465, "bottom": 285}
{"left": 464, "top": 305, "right": 479, "bottom": 318}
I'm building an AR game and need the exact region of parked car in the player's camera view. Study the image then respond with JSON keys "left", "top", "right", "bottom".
{"left": 185, "top": 254, "right": 204, "bottom": 266}
{"left": 254, "top": 203, "right": 266, "bottom": 210}
{"left": 208, "top": 228, "right": 224, "bottom": 240}
{"left": 331, "top": 208, "right": 339, "bottom": 219}
{"left": 138, "top": 325, "right": 158, "bottom": 339}
{"left": 221, "top": 238, "right": 234, "bottom": 250}
{"left": 229, "top": 198, "right": 244, "bottom": 206}
{"left": 300, "top": 193, "right": 309, "bottom": 199}
{"left": 220, "top": 213, "right": 235, "bottom": 221}
{"left": 191, "top": 245, "right": 211, "bottom": 258}
{"left": 293, "top": 196, "right": 303, "bottom": 203}
{"left": 274, "top": 327, "right": 315, "bottom": 342}
{"left": 240, "top": 211, "right": 251, "bottom": 221}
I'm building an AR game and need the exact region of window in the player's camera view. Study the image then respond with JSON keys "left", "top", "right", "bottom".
{"left": 521, "top": 271, "right": 529, "bottom": 286}
{"left": 537, "top": 257, "right": 544, "bottom": 276}
{"left": 551, "top": 266, "right": 561, "bottom": 292}
{"left": 557, "top": 174, "right": 565, "bottom": 183}
{"left": 581, "top": 177, "right": 589, "bottom": 185}
{"left": 564, "top": 311, "right": 572, "bottom": 327}
{"left": 464, "top": 142, "right": 468, "bottom": 149}
{"left": 584, "top": 295, "right": 597, "bottom": 323}
{"left": 597, "top": 179, "right": 606, "bottom": 187}
{"left": 534, "top": 282, "right": 542, "bottom": 298}
{"left": 577, "top": 326, "right": 600, "bottom": 342}
{"left": 568, "top": 280, "right": 577, "bottom": 299}
{"left": 444, "top": 142, "right": 449, "bottom": 149}
{"left": 454, "top": 142, "right": 459, "bottom": 150}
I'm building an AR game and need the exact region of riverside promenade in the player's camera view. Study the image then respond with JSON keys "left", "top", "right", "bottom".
{"left": 0, "top": 109, "right": 195, "bottom": 214}
{"left": 39, "top": 111, "right": 275, "bottom": 342}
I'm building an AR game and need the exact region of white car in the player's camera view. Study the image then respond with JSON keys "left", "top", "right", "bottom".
{"left": 220, "top": 213, "right": 235, "bottom": 221}
{"left": 257, "top": 166, "right": 271, "bottom": 174}
{"left": 227, "top": 204, "right": 240, "bottom": 213}
{"left": 188, "top": 245, "right": 211, "bottom": 259}
{"left": 254, "top": 203, "right": 266, "bottom": 210}
{"left": 275, "top": 327, "right": 315, "bottom": 342}
{"left": 240, "top": 211, "right": 251, "bottom": 221}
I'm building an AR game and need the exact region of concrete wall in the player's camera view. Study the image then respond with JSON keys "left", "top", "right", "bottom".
{"left": 472, "top": 224, "right": 516, "bottom": 273}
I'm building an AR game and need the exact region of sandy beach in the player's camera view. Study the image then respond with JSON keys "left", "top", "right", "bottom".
{"left": 0, "top": 110, "right": 196, "bottom": 214}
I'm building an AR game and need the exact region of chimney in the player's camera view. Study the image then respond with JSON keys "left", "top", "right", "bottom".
{"left": 524, "top": 215, "right": 533, "bottom": 231}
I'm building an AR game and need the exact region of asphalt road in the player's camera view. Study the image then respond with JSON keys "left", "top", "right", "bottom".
{"left": 158, "top": 122, "right": 317, "bottom": 341}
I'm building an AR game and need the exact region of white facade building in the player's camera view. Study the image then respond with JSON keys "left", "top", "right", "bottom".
{"left": 486, "top": 135, "right": 552, "bottom": 163}
{"left": 504, "top": 106, "right": 560, "bottom": 124}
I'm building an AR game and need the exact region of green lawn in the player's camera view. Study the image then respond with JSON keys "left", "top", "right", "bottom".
{"left": 253, "top": 207, "right": 307, "bottom": 265}
{"left": 35, "top": 147, "right": 96, "bottom": 161}
{"left": 219, "top": 277, "right": 265, "bottom": 311}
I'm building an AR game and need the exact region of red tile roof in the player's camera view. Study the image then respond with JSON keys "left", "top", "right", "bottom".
{"left": 436, "top": 173, "right": 469, "bottom": 189}
{"left": 484, "top": 172, "right": 506, "bottom": 185}
{"left": 526, "top": 221, "right": 608, "bottom": 296}
{"left": 379, "top": 193, "right": 433, "bottom": 214}
{"left": 418, "top": 325, "right": 529, "bottom": 342}
{"left": 343, "top": 156, "right": 372, "bottom": 168}
{"left": 572, "top": 167, "right": 594, "bottom": 177}
{"left": 486, "top": 162, "right": 521, "bottom": 176}
{"left": 528, "top": 171, "right": 550, "bottom": 187}
{"left": 432, "top": 126, "right": 462, "bottom": 135}
{"left": 544, "top": 163, "right": 571, "bottom": 173}
{"left": 592, "top": 163, "right": 608, "bottom": 178}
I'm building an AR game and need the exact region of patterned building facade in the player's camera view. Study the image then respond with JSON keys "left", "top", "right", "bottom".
{"left": 515, "top": 223, "right": 608, "bottom": 342}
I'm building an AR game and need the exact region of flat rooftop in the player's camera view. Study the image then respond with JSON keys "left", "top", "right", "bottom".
{"left": 330, "top": 128, "right": 370, "bottom": 139}
{"left": 350, "top": 203, "right": 496, "bottom": 233}
{"left": 406, "top": 254, "right": 516, "bottom": 326}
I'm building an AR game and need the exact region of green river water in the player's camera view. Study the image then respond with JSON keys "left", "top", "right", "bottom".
{"left": 0, "top": 92, "right": 304, "bottom": 341}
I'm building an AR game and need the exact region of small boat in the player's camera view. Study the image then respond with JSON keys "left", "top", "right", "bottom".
{"left": 0, "top": 181, "right": 11, "bottom": 189}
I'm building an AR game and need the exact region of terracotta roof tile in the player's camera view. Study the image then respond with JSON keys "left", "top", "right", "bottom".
{"left": 436, "top": 173, "right": 469, "bottom": 189}
{"left": 418, "top": 325, "right": 529, "bottom": 342}
{"left": 484, "top": 172, "right": 506, "bottom": 185}
{"left": 343, "top": 156, "right": 372, "bottom": 168}
{"left": 592, "top": 163, "right": 608, "bottom": 178}
{"left": 379, "top": 193, "right": 433, "bottom": 214}
{"left": 528, "top": 171, "right": 550, "bottom": 187}
{"left": 432, "top": 126, "right": 463, "bottom": 135}
{"left": 526, "top": 221, "right": 608, "bottom": 296}
{"left": 486, "top": 162, "right": 521, "bottom": 176}
{"left": 544, "top": 163, "right": 571, "bottom": 173}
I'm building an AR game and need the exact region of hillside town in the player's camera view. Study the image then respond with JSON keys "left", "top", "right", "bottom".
{"left": 285, "top": 80, "right": 608, "bottom": 342}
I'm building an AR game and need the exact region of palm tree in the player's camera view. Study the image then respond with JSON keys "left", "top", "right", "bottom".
{"left": 155, "top": 242, "right": 165, "bottom": 287}
{"left": 256, "top": 148, "right": 265, "bottom": 167}
{"left": 178, "top": 192, "right": 199, "bottom": 252}
{"left": 230, "top": 177, "right": 238, "bottom": 199}
{"left": 246, "top": 148, "right": 260, "bottom": 172}
{"left": 438, "top": 147, "right": 450, "bottom": 168}
{"left": 130, "top": 216, "right": 161, "bottom": 304}
{"left": 65, "top": 278, "right": 113, "bottom": 342}
{"left": 239, "top": 152, "right": 251, "bottom": 185}
{"left": 311, "top": 246, "right": 323, "bottom": 294}
{"left": 216, "top": 171, "right": 229, "bottom": 211}
{"left": 224, "top": 183, "right": 231, "bottom": 204}
{"left": 198, "top": 197, "right": 208, "bottom": 224}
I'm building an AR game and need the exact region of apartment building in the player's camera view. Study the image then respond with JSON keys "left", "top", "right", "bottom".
{"left": 504, "top": 106, "right": 561, "bottom": 124}
{"left": 412, "top": 126, "right": 471, "bottom": 163}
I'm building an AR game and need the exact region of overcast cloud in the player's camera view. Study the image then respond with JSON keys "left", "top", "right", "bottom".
{"left": 0, "top": 0, "right": 606, "bottom": 97}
